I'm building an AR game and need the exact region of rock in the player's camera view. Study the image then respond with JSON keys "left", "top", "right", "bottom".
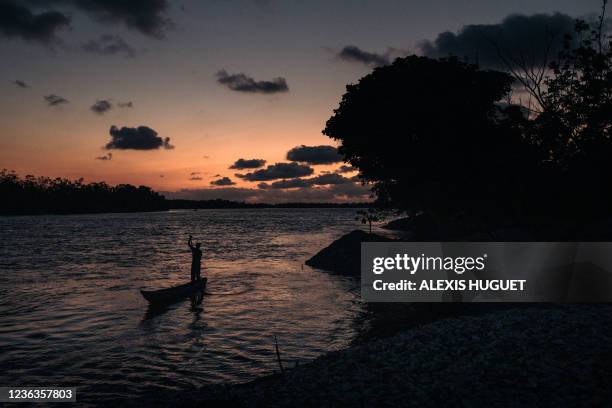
{"left": 305, "top": 229, "right": 394, "bottom": 275}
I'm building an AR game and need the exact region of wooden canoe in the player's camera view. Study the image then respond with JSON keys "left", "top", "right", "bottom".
{"left": 140, "top": 278, "right": 207, "bottom": 305}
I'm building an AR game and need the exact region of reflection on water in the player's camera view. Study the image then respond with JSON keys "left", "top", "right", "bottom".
{"left": 0, "top": 209, "right": 368, "bottom": 405}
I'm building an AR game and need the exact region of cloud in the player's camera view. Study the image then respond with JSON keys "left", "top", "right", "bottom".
{"left": 44, "top": 94, "right": 69, "bottom": 106}
{"left": 30, "top": 0, "right": 172, "bottom": 38}
{"left": 190, "top": 172, "right": 201, "bottom": 176}
{"left": 95, "top": 152, "right": 112, "bottom": 161}
{"left": 258, "top": 178, "right": 311, "bottom": 189}
{"left": 91, "top": 99, "right": 112, "bottom": 114}
{"left": 286, "top": 145, "right": 343, "bottom": 165}
{"left": 82, "top": 34, "right": 135, "bottom": 57}
{"left": 337, "top": 45, "right": 390, "bottom": 67}
{"left": 229, "top": 158, "right": 267, "bottom": 169}
{"left": 13, "top": 80, "right": 29, "bottom": 88}
{"left": 210, "top": 176, "right": 236, "bottom": 186}
{"left": 216, "top": 70, "right": 289, "bottom": 94}
{"left": 0, "top": 1, "right": 70, "bottom": 44}
{"left": 118, "top": 101, "right": 133, "bottom": 108}
{"left": 259, "top": 173, "right": 352, "bottom": 189}
{"left": 420, "top": 13, "right": 577, "bottom": 68}
{"left": 164, "top": 182, "right": 371, "bottom": 203}
{"left": 310, "top": 173, "right": 352, "bottom": 185}
{"left": 105, "top": 125, "right": 174, "bottom": 150}
{"left": 236, "top": 162, "right": 313, "bottom": 181}
{"left": 189, "top": 176, "right": 203, "bottom": 181}
{"left": 336, "top": 165, "right": 356, "bottom": 173}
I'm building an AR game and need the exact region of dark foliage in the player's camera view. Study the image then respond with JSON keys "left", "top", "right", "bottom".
{"left": 527, "top": 13, "right": 612, "bottom": 217}
{"left": 324, "top": 56, "right": 539, "bottom": 221}
{"left": 325, "top": 6, "right": 612, "bottom": 225}
{"left": 0, "top": 170, "right": 167, "bottom": 215}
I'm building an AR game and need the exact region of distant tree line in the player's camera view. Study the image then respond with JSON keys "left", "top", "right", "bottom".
{"left": 324, "top": 5, "right": 612, "bottom": 231}
{"left": 168, "top": 199, "right": 367, "bottom": 209}
{"left": 0, "top": 170, "right": 167, "bottom": 215}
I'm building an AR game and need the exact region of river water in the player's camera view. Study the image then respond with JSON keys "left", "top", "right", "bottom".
{"left": 0, "top": 208, "right": 372, "bottom": 405}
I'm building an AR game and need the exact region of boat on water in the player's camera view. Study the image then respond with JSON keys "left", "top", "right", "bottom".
{"left": 140, "top": 278, "right": 207, "bottom": 305}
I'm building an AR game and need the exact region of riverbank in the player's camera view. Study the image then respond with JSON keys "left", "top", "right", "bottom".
{"left": 180, "top": 305, "right": 612, "bottom": 407}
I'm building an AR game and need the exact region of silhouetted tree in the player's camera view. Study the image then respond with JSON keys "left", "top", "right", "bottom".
{"left": 519, "top": 2, "right": 612, "bottom": 217}
{"left": 324, "top": 56, "right": 539, "bottom": 225}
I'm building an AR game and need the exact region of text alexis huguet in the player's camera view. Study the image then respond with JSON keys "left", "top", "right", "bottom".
{"left": 371, "top": 253, "right": 526, "bottom": 292}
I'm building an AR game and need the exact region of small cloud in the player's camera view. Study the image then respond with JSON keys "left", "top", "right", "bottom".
{"left": 286, "top": 145, "right": 342, "bottom": 165}
{"left": 216, "top": 69, "right": 289, "bottom": 94}
{"left": 203, "top": 155, "right": 210, "bottom": 159}
{"left": 310, "top": 173, "right": 352, "bottom": 185}
{"left": 337, "top": 46, "right": 390, "bottom": 67}
{"left": 190, "top": 172, "right": 201, "bottom": 176}
{"left": 265, "top": 178, "right": 312, "bottom": 189}
{"left": 44, "top": 94, "right": 69, "bottom": 106}
{"left": 118, "top": 101, "right": 133, "bottom": 108}
{"left": 91, "top": 99, "right": 113, "bottom": 114}
{"left": 82, "top": 34, "right": 136, "bottom": 58}
{"left": 160, "top": 174, "right": 165, "bottom": 178}
{"left": 189, "top": 176, "right": 203, "bottom": 181}
{"left": 236, "top": 162, "right": 313, "bottom": 181}
{"left": 229, "top": 158, "right": 267, "bottom": 169}
{"left": 336, "top": 165, "right": 355, "bottom": 173}
{"left": 105, "top": 125, "right": 174, "bottom": 150}
{"left": 211, "top": 176, "right": 236, "bottom": 186}
{"left": 95, "top": 152, "right": 112, "bottom": 161}
{"left": 13, "top": 80, "right": 29, "bottom": 88}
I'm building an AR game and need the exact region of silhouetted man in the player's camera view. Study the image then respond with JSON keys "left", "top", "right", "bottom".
{"left": 188, "top": 235, "right": 202, "bottom": 282}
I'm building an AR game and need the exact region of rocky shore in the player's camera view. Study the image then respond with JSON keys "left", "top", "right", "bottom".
{"left": 179, "top": 305, "right": 612, "bottom": 407}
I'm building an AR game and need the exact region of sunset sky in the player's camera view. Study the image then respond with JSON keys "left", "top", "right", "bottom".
{"left": 0, "top": 0, "right": 602, "bottom": 202}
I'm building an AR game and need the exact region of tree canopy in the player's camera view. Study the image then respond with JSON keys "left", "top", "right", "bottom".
{"left": 324, "top": 56, "right": 539, "bottom": 219}
{"left": 325, "top": 8, "right": 612, "bottom": 223}
{"left": 0, "top": 170, "right": 167, "bottom": 215}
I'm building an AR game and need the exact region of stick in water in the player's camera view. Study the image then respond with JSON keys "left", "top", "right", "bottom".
{"left": 274, "top": 335, "right": 284, "bottom": 373}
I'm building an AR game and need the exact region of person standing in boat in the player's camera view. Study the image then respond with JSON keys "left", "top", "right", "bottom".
{"left": 188, "top": 235, "right": 203, "bottom": 282}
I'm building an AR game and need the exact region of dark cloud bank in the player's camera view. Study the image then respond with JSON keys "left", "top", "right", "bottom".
{"left": 105, "top": 125, "right": 173, "bottom": 150}
{"left": 0, "top": 0, "right": 171, "bottom": 44}
{"left": 286, "top": 145, "right": 343, "bottom": 165}
{"left": 258, "top": 173, "right": 353, "bottom": 189}
{"left": 216, "top": 70, "right": 289, "bottom": 94}
{"left": 165, "top": 182, "right": 370, "bottom": 203}
{"left": 229, "top": 158, "right": 267, "bottom": 169}
{"left": 0, "top": 1, "right": 70, "bottom": 44}
{"left": 420, "top": 12, "right": 578, "bottom": 68}
{"left": 236, "top": 162, "right": 313, "bottom": 181}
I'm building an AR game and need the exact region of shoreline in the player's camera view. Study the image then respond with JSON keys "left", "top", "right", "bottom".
{"left": 177, "top": 304, "right": 612, "bottom": 407}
